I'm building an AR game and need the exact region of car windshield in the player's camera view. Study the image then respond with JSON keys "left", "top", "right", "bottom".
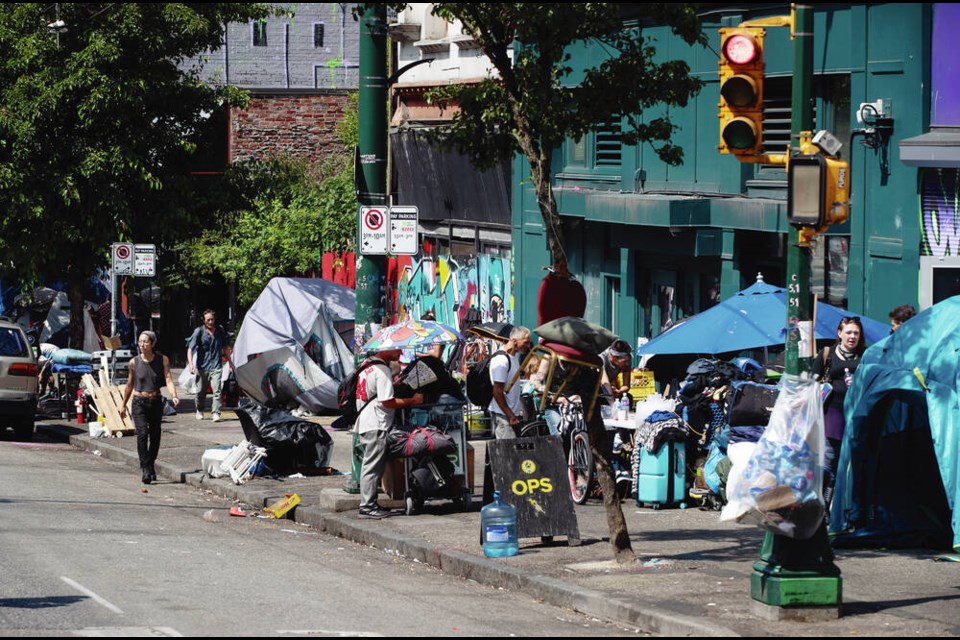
{"left": 0, "top": 328, "right": 28, "bottom": 357}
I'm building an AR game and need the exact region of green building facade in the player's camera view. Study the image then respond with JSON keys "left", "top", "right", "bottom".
{"left": 513, "top": 3, "right": 932, "bottom": 345}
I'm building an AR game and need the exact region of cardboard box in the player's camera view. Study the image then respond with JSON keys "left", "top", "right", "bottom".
{"left": 264, "top": 493, "right": 301, "bottom": 518}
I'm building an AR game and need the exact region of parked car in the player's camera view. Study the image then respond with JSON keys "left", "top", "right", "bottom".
{"left": 0, "top": 317, "right": 38, "bottom": 440}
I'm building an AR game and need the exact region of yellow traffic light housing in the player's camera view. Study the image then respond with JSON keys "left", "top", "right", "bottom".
{"left": 718, "top": 27, "right": 765, "bottom": 157}
{"left": 787, "top": 153, "right": 850, "bottom": 230}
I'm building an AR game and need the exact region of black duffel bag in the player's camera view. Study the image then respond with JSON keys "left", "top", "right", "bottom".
{"left": 725, "top": 381, "right": 779, "bottom": 427}
{"left": 387, "top": 424, "right": 456, "bottom": 459}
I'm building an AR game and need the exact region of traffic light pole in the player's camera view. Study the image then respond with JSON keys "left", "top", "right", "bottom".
{"left": 750, "top": 4, "right": 842, "bottom": 619}
{"left": 345, "top": 4, "right": 389, "bottom": 494}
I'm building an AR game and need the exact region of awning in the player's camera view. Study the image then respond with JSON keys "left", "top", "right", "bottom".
{"left": 899, "top": 127, "right": 960, "bottom": 168}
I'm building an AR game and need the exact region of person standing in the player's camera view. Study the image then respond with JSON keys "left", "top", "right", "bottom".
{"left": 600, "top": 339, "right": 633, "bottom": 400}
{"left": 812, "top": 316, "right": 866, "bottom": 508}
{"left": 355, "top": 347, "right": 424, "bottom": 519}
{"left": 120, "top": 331, "right": 179, "bottom": 484}
{"left": 187, "top": 309, "right": 228, "bottom": 422}
{"left": 889, "top": 304, "right": 917, "bottom": 333}
{"left": 488, "top": 326, "right": 533, "bottom": 439}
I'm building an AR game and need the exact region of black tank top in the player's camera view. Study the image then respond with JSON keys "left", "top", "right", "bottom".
{"left": 133, "top": 355, "right": 165, "bottom": 392}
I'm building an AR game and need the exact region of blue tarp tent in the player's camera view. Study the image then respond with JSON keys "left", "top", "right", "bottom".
{"left": 830, "top": 296, "right": 960, "bottom": 550}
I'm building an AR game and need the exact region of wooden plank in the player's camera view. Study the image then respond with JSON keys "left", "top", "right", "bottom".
{"left": 107, "top": 386, "right": 135, "bottom": 431}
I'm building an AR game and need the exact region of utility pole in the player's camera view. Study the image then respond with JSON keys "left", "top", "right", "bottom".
{"left": 345, "top": 3, "right": 389, "bottom": 493}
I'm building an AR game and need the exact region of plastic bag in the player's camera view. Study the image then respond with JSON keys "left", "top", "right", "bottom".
{"left": 235, "top": 400, "right": 333, "bottom": 474}
{"left": 720, "top": 374, "right": 825, "bottom": 540}
{"left": 632, "top": 393, "right": 678, "bottom": 425}
{"left": 178, "top": 367, "right": 199, "bottom": 395}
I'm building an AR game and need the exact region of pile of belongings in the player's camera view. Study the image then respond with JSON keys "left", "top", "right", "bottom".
{"left": 630, "top": 394, "right": 686, "bottom": 495}
{"left": 674, "top": 358, "right": 779, "bottom": 508}
{"left": 235, "top": 400, "right": 333, "bottom": 476}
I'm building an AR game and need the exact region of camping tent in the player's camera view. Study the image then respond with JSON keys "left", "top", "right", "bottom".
{"left": 830, "top": 296, "right": 960, "bottom": 550}
{"left": 233, "top": 278, "right": 355, "bottom": 412}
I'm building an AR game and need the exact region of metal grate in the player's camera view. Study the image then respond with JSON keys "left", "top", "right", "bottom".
{"left": 594, "top": 118, "right": 622, "bottom": 167}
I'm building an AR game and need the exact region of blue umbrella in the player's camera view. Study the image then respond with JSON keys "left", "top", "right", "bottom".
{"left": 638, "top": 277, "right": 889, "bottom": 356}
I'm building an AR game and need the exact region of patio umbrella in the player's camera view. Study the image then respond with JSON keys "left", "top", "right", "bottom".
{"left": 361, "top": 319, "right": 463, "bottom": 353}
{"left": 637, "top": 276, "right": 889, "bottom": 357}
{"left": 466, "top": 321, "right": 513, "bottom": 343}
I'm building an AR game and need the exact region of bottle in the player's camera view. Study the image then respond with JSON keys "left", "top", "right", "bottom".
{"left": 843, "top": 367, "right": 853, "bottom": 387}
{"left": 620, "top": 393, "right": 630, "bottom": 421}
{"left": 481, "top": 490, "right": 519, "bottom": 558}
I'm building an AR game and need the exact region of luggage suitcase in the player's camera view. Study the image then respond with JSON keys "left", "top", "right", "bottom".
{"left": 634, "top": 440, "right": 686, "bottom": 509}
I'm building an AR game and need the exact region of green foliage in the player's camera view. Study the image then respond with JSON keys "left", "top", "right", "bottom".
{"left": 0, "top": 3, "right": 274, "bottom": 340}
{"left": 175, "top": 155, "right": 357, "bottom": 306}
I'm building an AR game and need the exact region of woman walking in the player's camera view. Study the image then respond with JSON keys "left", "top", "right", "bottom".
{"left": 120, "top": 331, "right": 180, "bottom": 484}
{"left": 812, "top": 316, "right": 866, "bottom": 507}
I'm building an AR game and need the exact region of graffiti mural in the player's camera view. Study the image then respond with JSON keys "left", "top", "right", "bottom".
{"left": 922, "top": 169, "right": 960, "bottom": 257}
{"left": 392, "top": 255, "right": 513, "bottom": 331}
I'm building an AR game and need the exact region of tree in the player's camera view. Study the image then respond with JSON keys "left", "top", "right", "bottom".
{"left": 174, "top": 93, "right": 359, "bottom": 306}
{"left": 0, "top": 3, "right": 273, "bottom": 347}
{"left": 413, "top": 3, "right": 706, "bottom": 564}
{"left": 175, "top": 154, "right": 358, "bottom": 306}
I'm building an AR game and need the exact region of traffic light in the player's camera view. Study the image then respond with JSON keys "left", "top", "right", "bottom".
{"left": 787, "top": 154, "right": 850, "bottom": 228}
{"left": 718, "top": 27, "right": 765, "bottom": 156}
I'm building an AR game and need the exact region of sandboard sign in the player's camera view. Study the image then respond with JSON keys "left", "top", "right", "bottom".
{"left": 359, "top": 206, "right": 388, "bottom": 254}
{"left": 488, "top": 436, "right": 581, "bottom": 546}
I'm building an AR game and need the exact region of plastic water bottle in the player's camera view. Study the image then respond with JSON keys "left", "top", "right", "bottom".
{"left": 620, "top": 393, "right": 630, "bottom": 421}
{"left": 843, "top": 367, "right": 853, "bottom": 387}
{"left": 481, "top": 491, "right": 518, "bottom": 557}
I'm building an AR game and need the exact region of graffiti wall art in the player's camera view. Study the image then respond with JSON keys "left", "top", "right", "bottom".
{"left": 922, "top": 168, "right": 960, "bottom": 257}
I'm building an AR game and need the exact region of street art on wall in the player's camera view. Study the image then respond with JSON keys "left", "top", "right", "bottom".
{"left": 922, "top": 168, "right": 960, "bottom": 257}
{"left": 390, "top": 254, "right": 513, "bottom": 331}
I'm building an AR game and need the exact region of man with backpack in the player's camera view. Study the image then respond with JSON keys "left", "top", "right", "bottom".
{"left": 354, "top": 347, "right": 424, "bottom": 519}
{"left": 488, "top": 326, "right": 532, "bottom": 439}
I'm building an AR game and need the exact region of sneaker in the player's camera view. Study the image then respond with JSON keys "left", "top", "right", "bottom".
{"left": 358, "top": 506, "right": 393, "bottom": 520}
{"left": 212, "top": 413, "right": 221, "bottom": 422}
{"left": 196, "top": 411, "right": 204, "bottom": 420}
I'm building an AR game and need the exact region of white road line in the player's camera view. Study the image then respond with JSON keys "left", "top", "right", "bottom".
{"left": 277, "top": 631, "right": 383, "bottom": 637}
{"left": 60, "top": 576, "right": 124, "bottom": 615}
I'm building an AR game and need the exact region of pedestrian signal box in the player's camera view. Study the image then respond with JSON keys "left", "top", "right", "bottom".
{"left": 718, "top": 27, "right": 765, "bottom": 157}
{"left": 787, "top": 154, "right": 850, "bottom": 229}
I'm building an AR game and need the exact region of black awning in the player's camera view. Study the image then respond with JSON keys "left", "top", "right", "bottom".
{"left": 392, "top": 128, "right": 511, "bottom": 226}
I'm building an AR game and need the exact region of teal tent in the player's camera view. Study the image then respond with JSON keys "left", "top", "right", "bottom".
{"left": 830, "top": 297, "right": 960, "bottom": 550}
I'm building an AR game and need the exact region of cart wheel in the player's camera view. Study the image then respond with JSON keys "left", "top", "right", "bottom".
{"left": 461, "top": 490, "right": 473, "bottom": 512}
{"left": 568, "top": 431, "right": 594, "bottom": 505}
{"left": 405, "top": 496, "right": 418, "bottom": 516}
{"left": 651, "top": 503, "right": 661, "bottom": 511}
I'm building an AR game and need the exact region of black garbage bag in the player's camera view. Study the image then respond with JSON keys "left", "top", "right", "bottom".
{"left": 235, "top": 399, "right": 333, "bottom": 475}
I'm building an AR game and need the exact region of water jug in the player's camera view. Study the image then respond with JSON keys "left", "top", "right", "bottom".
{"left": 481, "top": 490, "right": 519, "bottom": 557}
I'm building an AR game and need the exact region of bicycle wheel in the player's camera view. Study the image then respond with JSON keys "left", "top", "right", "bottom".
{"left": 568, "top": 431, "right": 594, "bottom": 504}
{"left": 519, "top": 419, "right": 549, "bottom": 438}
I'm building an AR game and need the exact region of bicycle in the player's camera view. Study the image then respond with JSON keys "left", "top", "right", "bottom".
{"left": 511, "top": 342, "right": 602, "bottom": 505}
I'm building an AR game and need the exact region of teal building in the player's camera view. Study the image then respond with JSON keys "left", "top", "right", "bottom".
{"left": 513, "top": 3, "right": 935, "bottom": 345}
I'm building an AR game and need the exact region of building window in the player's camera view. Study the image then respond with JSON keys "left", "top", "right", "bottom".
{"left": 811, "top": 235, "right": 849, "bottom": 307}
{"left": 313, "top": 23, "right": 325, "bottom": 48}
{"left": 252, "top": 20, "right": 267, "bottom": 47}
{"left": 594, "top": 118, "right": 622, "bottom": 167}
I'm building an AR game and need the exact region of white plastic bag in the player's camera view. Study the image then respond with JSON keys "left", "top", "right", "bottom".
{"left": 632, "top": 393, "right": 678, "bottom": 425}
{"left": 178, "top": 367, "right": 199, "bottom": 395}
{"left": 720, "top": 374, "right": 825, "bottom": 540}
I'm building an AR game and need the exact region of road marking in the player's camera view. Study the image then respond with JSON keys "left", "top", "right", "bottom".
{"left": 277, "top": 631, "right": 383, "bottom": 637}
{"left": 74, "top": 628, "right": 183, "bottom": 637}
{"left": 60, "top": 577, "right": 124, "bottom": 615}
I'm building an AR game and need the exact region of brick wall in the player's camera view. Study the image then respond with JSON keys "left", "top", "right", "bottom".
{"left": 230, "top": 91, "right": 353, "bottom": 163}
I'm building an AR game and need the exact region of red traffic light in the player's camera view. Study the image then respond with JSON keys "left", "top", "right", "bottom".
{"left": 722, "top": 33, "right": 759, "bottom": 65}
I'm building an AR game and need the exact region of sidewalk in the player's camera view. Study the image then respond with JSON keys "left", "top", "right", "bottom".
{"left": 50, "top": 407, "right": 960, "bottom": 637}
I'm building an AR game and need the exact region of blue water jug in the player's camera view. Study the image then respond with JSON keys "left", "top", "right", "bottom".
{"left": 481, "top": 490, "right": 519, "bottom": 557}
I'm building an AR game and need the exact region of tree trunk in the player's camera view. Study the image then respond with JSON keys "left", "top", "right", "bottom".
{"left": 67, "top": 268, "right": 86, "bottom": 351}
{"left": 586, "top": 405, "right": 638, "bottom": 564}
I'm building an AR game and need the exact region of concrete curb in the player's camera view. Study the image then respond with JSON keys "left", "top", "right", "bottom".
{"left": 69, "top": 434, "right": 739, "bottom": 637}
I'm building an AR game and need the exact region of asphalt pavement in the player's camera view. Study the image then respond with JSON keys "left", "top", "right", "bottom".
{"left": 41, "top": 399, "right": 960, "bottom": 637}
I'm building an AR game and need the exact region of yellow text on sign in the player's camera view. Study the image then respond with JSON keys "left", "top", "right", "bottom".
{"left": 512, "top": 478, "right": 553, "bottom": 496}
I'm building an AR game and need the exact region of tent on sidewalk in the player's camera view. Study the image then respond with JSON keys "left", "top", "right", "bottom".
{"left": 829, "top": 296, "right": 960, "bottom": 550}
{"left": 233, "top": 278, "right": 355, "bottom": 413}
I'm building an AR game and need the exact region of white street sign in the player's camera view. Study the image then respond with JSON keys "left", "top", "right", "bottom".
{"left": 359, "top": 206, "right": 389, "bottom": 255}
{"left": 389, "top": 206, "right": 419, "bottom": 255}
{"left": 134, "top": 244, "right": 156, "bottom": 277}
{"left": 113, "top": 243, "right": 134, "bottom": 276}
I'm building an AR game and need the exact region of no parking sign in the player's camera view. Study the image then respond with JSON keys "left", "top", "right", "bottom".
{"left": 359, "top": 206, "right": 388, "bottom": 254}
{"left": 113, "top": 243, "right": 134, "bottom": 275}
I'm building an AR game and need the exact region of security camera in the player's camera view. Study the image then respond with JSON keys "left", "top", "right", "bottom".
{"left": 812, "top": 130, "right": 843, "bottom": 158}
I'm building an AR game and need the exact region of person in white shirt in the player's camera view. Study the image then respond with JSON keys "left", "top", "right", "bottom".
{"left": 355, "top": 347, "right": 423, "bottom": 519}
{"left": 487, "top": 326, "right": 532, "bottom": 439}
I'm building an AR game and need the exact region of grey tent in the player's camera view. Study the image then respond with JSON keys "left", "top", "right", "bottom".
{"left": 233, "top": 278, "right": 355, "bottom": 412}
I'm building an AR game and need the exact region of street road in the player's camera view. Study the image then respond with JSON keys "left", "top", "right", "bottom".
{"left": 0, "top": 434, "right": 642, "bottom": 637}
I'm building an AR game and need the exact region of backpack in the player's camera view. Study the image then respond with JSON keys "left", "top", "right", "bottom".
{"left": 337, "top": 359, "right": 384, "bottom": 425}
{"left": 465, "top": 350, "right": 511, "bottom": 407}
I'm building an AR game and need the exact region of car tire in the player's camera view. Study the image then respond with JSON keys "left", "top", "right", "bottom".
{"left": 14, "top": 418, "right": 34, "bottom": 442}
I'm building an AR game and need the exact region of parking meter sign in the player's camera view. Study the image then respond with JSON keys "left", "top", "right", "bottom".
{"left": 134, "top": 244, "right": 156, "bottom": 277}
{"left": 113, "top": 243, "right": 134, "bottom": 275}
